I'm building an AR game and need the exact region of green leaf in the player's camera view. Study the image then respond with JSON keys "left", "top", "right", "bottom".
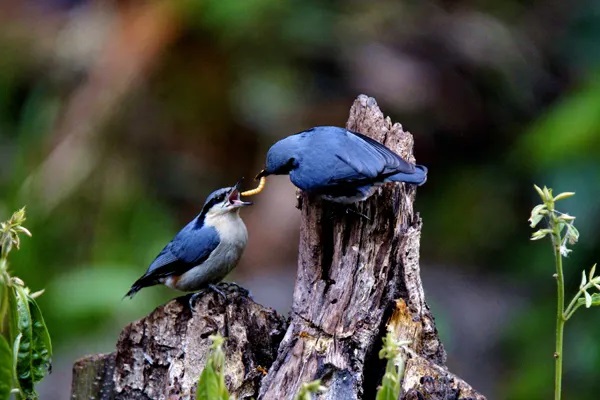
{"left": 0, "top": 277, "right": 6, "bottom": 327}
{"left": 542, "top": 186, "right": 552, "bottom": 202}
{"left": 12, "top": 286, "right": 51, "bottom": 398}
{"left": 585, "top": 291, "right": 592, "bottom": 308}
{"left": 0, "top": 335, "right": 14, "bottom": 400}
{"left": 531, "top": 229, "right": 552, "bottom": 240}
{"left": 376, "top": 380, "right": 398, "bottom": 400}
{"left": 13, "top": 286, "right": 34, "bottom": 396}
{"left": 577, "top": 293, "right": 600, "bottom": 308}
{"left": 528, "top": 213, "right": 544, "bottom": 229}
{"left": 196, "top": 335, "right": 229, "bottom": 400}
{"left": 554, "top": 192, "right": 575, "bottom": 201}
{"left": 589, "top": 264, "right": 597, "bottom": 282}
{"left": 375, "top": 332, "right": 406, "bottom": 400}
{"left": 13, "top": 226, "right": 31, "bottom": 238}
{"left": 581, "top": 271, "right": 587, "bottom": 289}
{"left": 530, "top": 203, "right": 547, "bottom": 216}
{"left": 376, "top": 367, "right": 401, "bottom": 400}
{"left": 196, "top": 361, "right": 226, "bottom": 400}
{"left": 557, "top": 213, "right": 576, "bottom": 222}
{"left": 7, "top": 286, "right": 19, "bottom": 360}
{"left": 533, "top": 185, "right": 545, "bottom": 200}
{"left": 1, "top": 236, "right": 12, "bottom": 258}
{"left": 295, "top": 380, "right": 326, "bottom": 400}
{"left": 28, "top": 296, "right": 52, "bottom": 382}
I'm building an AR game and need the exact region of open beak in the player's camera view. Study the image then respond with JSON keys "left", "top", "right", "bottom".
{"left": 227, "top": 182, "right": 253, "bottom": 207}
{"left": 255, "top": 169, "right": 267, "bottom": 180}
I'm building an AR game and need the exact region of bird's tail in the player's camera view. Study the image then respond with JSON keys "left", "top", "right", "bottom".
{"left": 123, "top": 276, "right": 155, "bottom": 299}
{"left": 386, "top": 164, "right": 428, "bottom": 186}
{"left": 123, "top": 284, "right": 142, "bottom": 300}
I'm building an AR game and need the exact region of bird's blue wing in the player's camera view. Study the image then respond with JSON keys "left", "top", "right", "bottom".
{"left": 142, "top": 224, "right": 220, "bottom": 279}
{"left": 350, "top": 131, "right": 415, "bottom": 174}
{"left": 171, "top": 224, "right": 220, "bottom": 265}
{"left": 327, "top": 130, "right": 415, "bottom": 184}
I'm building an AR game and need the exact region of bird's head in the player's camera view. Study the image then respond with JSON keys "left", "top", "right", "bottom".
{"left": 202, "top": 182, "right": 253, "bottom": 217}
{"left": 256, "top": 136, "right": 300, "bottom": 179}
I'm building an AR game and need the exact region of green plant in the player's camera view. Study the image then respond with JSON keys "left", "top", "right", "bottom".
{"left": 0, "top": 207, "right": 52, "bottom": 400}
{"left": 196, "top": 334, "right": 327, "bottom": 400}
{"left": 529, "top": 185, "right": 600, "bottom": 400}
{"left": 294, "top": 379, "right": 326, "bottom": 400}
{"left": 196, "top": 334, "right": 229, "bottom": 400}
{"left": 375, "top": 331, "right": 410, "bottom": 400}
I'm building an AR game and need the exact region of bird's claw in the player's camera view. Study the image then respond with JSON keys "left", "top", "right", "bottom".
{"left": 188, "top": 284, "right": 227, "bottom": 310}
{"left": 188, "top": 292, "right": 202, "bottom": 310}
{"left": 188, "top": 282, "right": 251, "bottom": 311}
{"left": 207, "top": 283, "right": 228, "bottom": 303}
{"left": 217, "top": 281, "right": 250, "bottom": 297}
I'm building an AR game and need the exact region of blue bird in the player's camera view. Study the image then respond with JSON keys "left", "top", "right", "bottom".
{"left": 256, "top": 126, "right": 427, "bottom": 203}
{"left": 125, "top": 183, "right": 252, "bottom": 300}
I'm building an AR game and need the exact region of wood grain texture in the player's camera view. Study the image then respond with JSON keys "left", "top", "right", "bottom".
{"left": 259, "top": 95, "right": 447, "bottom": 400}
{"left": 71, "top": 353, "right": 116, "bottom": 400}
{"left": 72, "top": 288, "right": 286, "bottom": 400}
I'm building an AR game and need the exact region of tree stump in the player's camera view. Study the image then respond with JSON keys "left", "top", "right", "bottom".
{"left": 72, "top": 290, "right": 286, "bottom": 399}
{"left": 71, "top": 95, "right": 486, "bottom": 400}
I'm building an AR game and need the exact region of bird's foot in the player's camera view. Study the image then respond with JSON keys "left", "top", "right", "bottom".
{"left": 207, "top": 283, "right": 228, "bottom": 304}
{"left": 188, "top": 284, "right": 228, "bottom": 310}
{"left": 188, "top": 292, "right": 202, "bottom": 310}
{"left": 217, "top": 281, "right": 251, "bottom": 298}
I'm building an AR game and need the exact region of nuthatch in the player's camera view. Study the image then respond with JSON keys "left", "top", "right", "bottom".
{"left": 125, "top": 183, "right": 252, "bottom": 300}
{"left": 256, "top": 126, "right": 427, "bottom": 203}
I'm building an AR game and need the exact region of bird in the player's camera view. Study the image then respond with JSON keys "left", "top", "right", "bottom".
{"left": 256, "top": 126, "right": 427, "bottom": 203}
{"left": 125, "top": 182, "right": 252, "bottom": 303}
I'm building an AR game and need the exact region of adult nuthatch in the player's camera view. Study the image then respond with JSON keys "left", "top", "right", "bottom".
{"left": 256, "top": 126, "right": 427, "bottom": 203}
{"left": 125, "top": 183, "right": 252, "bottom": 299}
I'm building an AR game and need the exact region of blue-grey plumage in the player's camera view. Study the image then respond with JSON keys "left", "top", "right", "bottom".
{"left": 125, "top": 183, "right": 252, "bottom": 298}
{"left": 257, "top": 126, "right": 427, "bottom": 203}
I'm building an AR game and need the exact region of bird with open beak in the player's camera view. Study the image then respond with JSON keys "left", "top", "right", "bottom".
{"left": 125, "top": 182, "right": 252, "bottom": 301}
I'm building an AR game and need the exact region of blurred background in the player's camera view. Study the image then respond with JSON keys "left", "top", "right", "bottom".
{"left": 1, "top": 0, "right": 599, "bottom": 398}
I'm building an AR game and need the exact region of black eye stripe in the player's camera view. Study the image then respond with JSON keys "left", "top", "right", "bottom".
{"left": 209, "top": 195, "right": 225, "bottom": 207}
{"left": 202, "top": 189, "right": 231, "bottom": 212}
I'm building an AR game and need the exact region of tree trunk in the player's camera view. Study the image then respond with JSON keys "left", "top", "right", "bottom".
{"left": 71, "top": 95, "right": 486, "bottom": 400}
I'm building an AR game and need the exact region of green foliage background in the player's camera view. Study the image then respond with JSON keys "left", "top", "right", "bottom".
{"left": 1, "top": 0, "right": 600, "bottom": 398}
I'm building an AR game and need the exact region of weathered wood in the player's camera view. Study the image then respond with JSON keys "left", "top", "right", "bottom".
{"left": 71, "top": 353, "right": 116, "bottom": 400}
{"left": 259, "top": 95, "right": 447, "bottom": 399}
{"left": 387, "top": 299, "right": 485, "bottom": 400}
{"left": 72, "top": 288, "right": 286, "bottom": 400}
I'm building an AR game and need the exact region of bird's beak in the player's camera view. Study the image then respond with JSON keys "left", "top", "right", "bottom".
{"left": 227, "top": 183, "right": 252, "bottom": 207}
{"left": 255, "top": 169, "right": 267, "bottom": 180}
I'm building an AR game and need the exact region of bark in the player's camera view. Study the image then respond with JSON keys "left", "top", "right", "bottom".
{"left": 71, "top": 290, "right": 286, "bottom": 400}
{"left": 259, "top": 95, "right": 449, "bottom": 400}
{"left": 71, "top": 95, "right": 486, "bottom": 400}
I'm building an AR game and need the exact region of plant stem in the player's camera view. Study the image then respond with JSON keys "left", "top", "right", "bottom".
{"left": 553, "top": 226, "right": 565, "bottom": 400}
{"left": 563, "top": 301, "right": 582, "bottom": 321}
{"left": 563, "top": 283, "right": 591, "bottom": 321}
{"left": 0, "top": 259, "right": 7, "bottom": 335}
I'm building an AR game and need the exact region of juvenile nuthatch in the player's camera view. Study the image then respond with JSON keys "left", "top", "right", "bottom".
{"left": 125, "top": 183, "right": 252, "bottom": 299}
{"left": 256, "top": 126, "right": 427, "bottom": 203}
